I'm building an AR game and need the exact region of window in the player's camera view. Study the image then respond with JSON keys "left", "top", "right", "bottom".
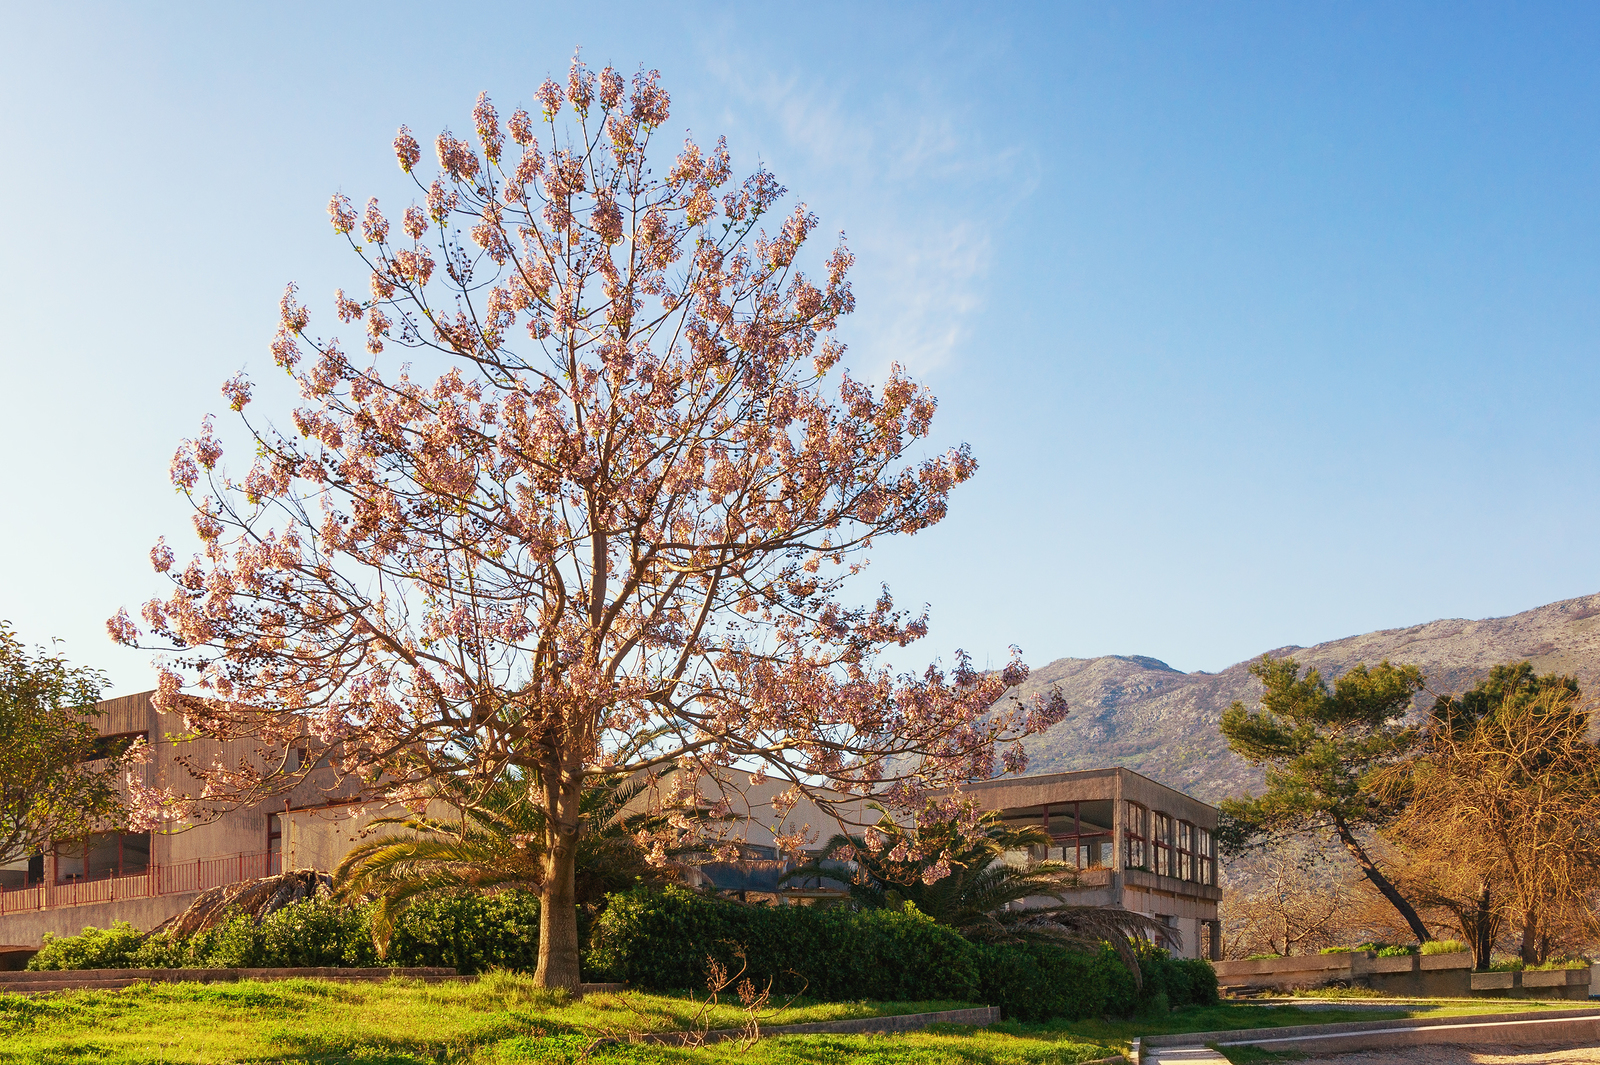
{"left": 1153, "top": 813, "right": 1174, "bottom": 877}
{"left": 267, "top": 813, "right": 283, "bottom": 855}
{"left": 1177, "top": 821, "right": 1195, "bottom": 882}
{"left": 0, "top": 853, "right": 43, "bottom": 891}
{"left": 1197, "top": 827, "right": 1215, "bottom": 886}
{"left": 1024, "top": 802, "right": 1114, "bottom": 870}
{"left": 1124, "top": 802, "right": 1148, "bottom": 870}
{"left": 54, "top": 832, "right": 150, "bottom": 882}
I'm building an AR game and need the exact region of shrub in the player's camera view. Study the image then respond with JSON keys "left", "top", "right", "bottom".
{"left": 1420, "top": 939, "right": 1469, "bottom": 956}
{"left": 1525, "top": 957, "right": 1591, "bottom": 971}
{"left": 1167, "top": 956, "right": 1221, "bottom": 1007}
{"left": 587, "top": 887, "right": 979, "bottom": 1000}
{"left": 386, "top": 889, "right": 541, "bottom": 973}
{"left": 586, "top": 886, "right": 1217, "bottom": 1020}
{"left": 1376, "top": 944, "right": 1417, "bottom": 957}
{"left": 28, "top": 921, "right": 146, "bottom": 970}
{"left": 25, "top": 889, "right": 541, "bottom": 975}
{"left": 971, "top": 941, "right": 1113, "bottom": 1021}
{"left": 1127, "top": 946, "right": 1218, "bottom": 1013}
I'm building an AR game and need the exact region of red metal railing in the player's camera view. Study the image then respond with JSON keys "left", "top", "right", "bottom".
{"left": 0, "top": 851, "right": 281, "bottom": 915}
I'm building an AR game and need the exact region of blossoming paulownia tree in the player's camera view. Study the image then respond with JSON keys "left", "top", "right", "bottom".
{"left": 110, "top": 53, "right": 1067, "bottom": 989}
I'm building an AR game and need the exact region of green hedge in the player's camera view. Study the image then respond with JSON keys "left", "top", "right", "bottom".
{"left": 586, "top": 886, "right": 978, "bottom": 1001}
{"left": 585, "top": 887, "right": 1218, "bottom": 1019}
{"left": 971, "top": 941, "right": 1117, "bottom": 1021}
{"left": 29, "top": 890, "right": 541, "bottom": 975}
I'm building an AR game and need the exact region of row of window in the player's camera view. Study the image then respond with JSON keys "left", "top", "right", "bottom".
{"left": 1124, "top": 802, "right": 1215, "bottom": 885}
{"left": 0, "top": 831, "right": 153, "bottom": 890}
{"left": 1, "top": 810, "right": 293, "bottom": 892}
{"left": 1012, "top": 800, "right": 1116, "bottom": 870}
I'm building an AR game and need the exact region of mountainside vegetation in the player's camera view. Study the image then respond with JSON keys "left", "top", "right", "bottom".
{"left": 1007, "top": 592, "right": 1600, "bottom": 802}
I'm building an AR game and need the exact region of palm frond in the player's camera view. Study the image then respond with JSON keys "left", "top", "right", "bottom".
{"left": 333, "top": 769, "right": 675, "bottom": 952}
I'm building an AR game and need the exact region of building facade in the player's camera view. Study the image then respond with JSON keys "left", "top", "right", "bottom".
{"left": 0, "top": 690, "right": 376, "bottom": 957}
{"left": 967, "top": 768, "right": 1223, "bottom": 960}
{"left": 1, "top": 691, "right": 1222, "bottom": 963}
{"left": 680, "top": 766, "right": 1223, "bottom": 960}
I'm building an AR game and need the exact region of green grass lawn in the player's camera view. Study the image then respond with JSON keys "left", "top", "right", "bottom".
{"left": 0, "top": 973, "right": 1120, "bottom": 1064}
{"left": 2, "top": 975, "right": 1585, "bottom": 1065}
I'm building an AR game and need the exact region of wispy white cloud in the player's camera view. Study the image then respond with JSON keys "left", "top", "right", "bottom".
{"left": 693, "top": 47, "right": 1036, "bottom": 381}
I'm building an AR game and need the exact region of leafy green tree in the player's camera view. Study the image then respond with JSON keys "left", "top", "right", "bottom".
{"left": 1429, "top": 661, "right": 1579, "bottom": 741}
{"left": 1219, "top": 655, "right": 1431, "bottom": 942}
{"left": 0, "top": 622, "right": 128, "bottom": 868}
{"left": 334, "top": 771, "right": 671, "bottom": 953}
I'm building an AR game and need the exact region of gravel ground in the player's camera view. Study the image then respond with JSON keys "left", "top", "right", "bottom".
{"left": 1306, "top": 1047, "right": 1600, "bottom": 1064}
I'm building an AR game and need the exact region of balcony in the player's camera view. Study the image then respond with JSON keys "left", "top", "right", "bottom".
{"left": 1121, "top": 865, "right": 1222, "bottom": 901}
{"left": 0, "top": 852, "right": 282, "bottom": 915}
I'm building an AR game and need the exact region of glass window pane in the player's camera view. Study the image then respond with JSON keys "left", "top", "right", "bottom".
{"left": 119, "top": 833, "right": 151, "bottom": 876}
{"left": 86, "top": 833, "right": 119, "bottom": 879}
{"left": 1077, "top": 800, "right": 1113, "bottom": 834}
{"left": 56, "top": 842, "right": 86, "bottom": 882}
{"left": 0, "top": 858, "right": 27, "bottom": 890}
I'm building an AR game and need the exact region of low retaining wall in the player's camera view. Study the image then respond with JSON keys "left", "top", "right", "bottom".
{"left": 1472, "top": 967, "right": 1592, "bottom": 1000}
{"left": 0, "top": 966, "right": 460, "bottom": 993}
{"left": 1214, "top": 951, "right": 1474, "bottom": 995}
{"left": 0, "top": 892, "right": 202, "bottom": 950}
{"left": 1217, "top": 951, "right": 1592, "bottom": 999}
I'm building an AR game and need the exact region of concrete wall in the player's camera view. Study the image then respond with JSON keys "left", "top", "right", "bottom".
{"left": 0, "top": 690, "right": 379, "bottom": 949}
{"left": 951, "top": 767, "right": 1219, "bottom": 833}
{"left": 0, "top": 891, "right": 200, "bottom": 947}
{"left": 23, "top": 690, "right": 371, "bottom": 883}
{"left": 1216, "top": 951, "right": 1478, "bottom": 995}
{"left": 1472, "top": 967, "right": 1593, "bottom": 1000}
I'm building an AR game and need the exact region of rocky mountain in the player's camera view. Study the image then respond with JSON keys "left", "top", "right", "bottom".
{"left": 1009, "top": 591, "right": 1600, "bottom": 803}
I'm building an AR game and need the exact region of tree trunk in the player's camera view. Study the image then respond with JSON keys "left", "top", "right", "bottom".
{"left": 1519, "top": 909, "right": 1540, "bottom": 966}
{"left": 1332, "top": 817, "right": 1432, "bottom": 944}
{"left": 534, "top": 770, "right": 584, "bottom": 991}
{"left": 1473, "top": 885, "right": 1493, "bottom": 971}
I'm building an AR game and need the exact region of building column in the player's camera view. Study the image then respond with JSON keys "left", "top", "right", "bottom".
{"left": 1207, "top": 919, "right": 1223, "bottom": 961}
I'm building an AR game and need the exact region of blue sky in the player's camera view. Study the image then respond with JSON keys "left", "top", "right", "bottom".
{"left": 3, "top": 2, "right": 1599, "bottom": 694}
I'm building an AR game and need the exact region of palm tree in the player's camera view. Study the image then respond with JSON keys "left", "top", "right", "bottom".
{"left": 784, "top": 804, "right": 1172, "bottom": 971}
{"left": 334, "top": 770, "right": 671, "bottom": 954}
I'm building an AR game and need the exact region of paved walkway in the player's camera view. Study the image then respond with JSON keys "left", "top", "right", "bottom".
{"left": 1309, "top": 1049, "right": 1600, "bottom": 1064}
{"left": 1145, "top": 1045, "right": 1600, "bottom": 1064}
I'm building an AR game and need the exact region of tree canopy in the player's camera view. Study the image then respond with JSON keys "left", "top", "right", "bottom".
{"left": 1375, "top": 668, "right": 1600, "bottom": 964}
{"left": 109, "top": 53, "right": 1066, "bottom": 988}
{"left": 0, "top": 622, "right": 128, "bottom": 868}
{"left": 1218, "top": 654, "right": 1430, "bottom": 942}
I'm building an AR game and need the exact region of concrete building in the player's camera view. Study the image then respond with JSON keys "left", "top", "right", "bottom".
{"left": 969, "top": 768, "right": 1223, "bottom": 960}
{"left": 680, "top": 766, "right": 1223, "bottom": 960}
{"left": 0, "top": 691, "right": 1221, "bottom": 963}
{"left": 0, "top": 689, "right": 378, "bottom": 958}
